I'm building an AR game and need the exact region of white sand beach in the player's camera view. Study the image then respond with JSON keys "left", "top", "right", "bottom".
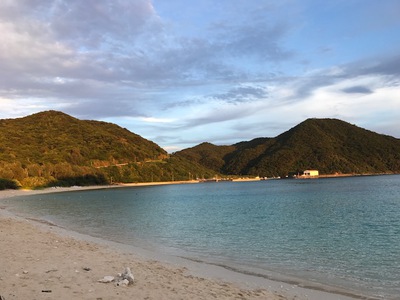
{"left": 0, "top": 185, "right": 359, "bottom": 300}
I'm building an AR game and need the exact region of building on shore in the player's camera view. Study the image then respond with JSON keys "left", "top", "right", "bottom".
{"left": 302, "top": 170, "right": 319, "bottom": 177}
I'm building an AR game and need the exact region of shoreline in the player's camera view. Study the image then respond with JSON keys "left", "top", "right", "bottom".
{"left": 0, "top": 180, "right": 200, "bottom": 201}
{"left": 0, "top": 185, "right": 365, "bottom": 300}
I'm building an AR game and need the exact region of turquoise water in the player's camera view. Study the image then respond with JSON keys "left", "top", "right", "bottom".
{"left": 5, "top": 175, "right": 400, "bottom": 299}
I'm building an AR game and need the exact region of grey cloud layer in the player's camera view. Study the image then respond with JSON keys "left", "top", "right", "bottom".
{"left": 211, "top": 86, "right": 268, "bottom": 103}
{"left": 0, "top": 0, "right": 294, "bottom": 119}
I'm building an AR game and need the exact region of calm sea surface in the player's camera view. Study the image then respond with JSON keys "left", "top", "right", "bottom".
{"left": 5, "top": 175, "right": 400, "bottom": 299}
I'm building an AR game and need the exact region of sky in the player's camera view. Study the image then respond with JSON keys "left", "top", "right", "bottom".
{"left": 0, "top": 0, "right": 399, "bottom": 152}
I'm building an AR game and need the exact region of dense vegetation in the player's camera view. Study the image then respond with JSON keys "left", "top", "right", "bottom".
{"left": 176, "top": 118, "right": 400, "bottom": 178}
{"left": 2, "top": 112, "right": 399, "bottom": 190}
{"left": 177, "top": 142, "right": 236, "bottom": 172}
{"left": 0, "top": 111, "right": 216, "bottom": 189}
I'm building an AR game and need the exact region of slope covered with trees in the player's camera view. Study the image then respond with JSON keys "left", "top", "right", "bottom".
{"left": 2, "top": 113, "right": 399, "bottom": 189}
{"left": 176, "top": 118, "right": 400, "bottom": 177}
{"left": 0, "top": 110, "right": 166, "bottom": 165}
{"left": 0, "top": 111, "right": 215, "bottom": 189}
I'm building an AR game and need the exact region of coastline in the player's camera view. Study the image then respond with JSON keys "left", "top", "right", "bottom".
{"left": 0, "top": 185, "right": 362, "bottom": 300}
{"left": 0, "top": 181, "right": 201, "bottom": 204}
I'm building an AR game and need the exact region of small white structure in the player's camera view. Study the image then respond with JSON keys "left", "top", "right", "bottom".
{"left": 303, "top": 170, "right": 319, "bottom": 177}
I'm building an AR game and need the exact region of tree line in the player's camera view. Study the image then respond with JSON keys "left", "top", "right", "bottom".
{"left": 0, "top": 156, "right": 216, "bottom": 190}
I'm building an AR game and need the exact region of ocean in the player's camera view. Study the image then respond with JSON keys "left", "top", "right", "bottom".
{"left": 4, "top": 175, "right": 400, "bottom": 299}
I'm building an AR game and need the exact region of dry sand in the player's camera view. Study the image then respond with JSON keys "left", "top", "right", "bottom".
{"left": 0, "top": 186, "right": 359, "bottom": 300}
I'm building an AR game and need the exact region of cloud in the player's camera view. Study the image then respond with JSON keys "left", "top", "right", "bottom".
{"left": 0, "top": 1, "right": 166, "bottom": 119}
{"left": 272, "top": 54, "right": 400, "bottom": 105}
{"left": 50, "top": 0, "right": 157, "bottom": 45}
{"left": 221, "top": 22, "right": 293, "bottom": 61}
{"left": 0, "top": 0, "right": 160, "bottom": 49}
{"left": 341, "top": 86, "right": 373, "bottom": 95}
{"left": 210, "top": 85, "right": 268, "bottom": 103}
{"left": 168, "top": 100, "right": 260, "bottom": 130}
{"left": 359, "top": 54, "right": 400, "bottom": 77}
{"left": 0, "top": 0, "right": 295, "bottom": 118}
{"left": 139, "top": 117, "right": 175, "bottom": 123}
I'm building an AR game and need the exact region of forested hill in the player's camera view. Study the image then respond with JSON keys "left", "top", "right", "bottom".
{"left": 2, "top": 112, "right": 399, "bottom": 189}
{"left": 0, "top": 110, "right": 166, "bottom": 165}
{"left": 176, "top": 118, "right": 400, "bottom": 177}
{"left": 0, "top": 111, "right": 215, "bottom": 189}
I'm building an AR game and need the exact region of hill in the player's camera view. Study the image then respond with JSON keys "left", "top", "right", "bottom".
{"left": 176, "top": 118, "right": 400, "bottom": 177}
{"left": 0, "top": 111, "right": 216, "bottom": 188}
{"left": 0, "top": 111, "right": 166, "bottom": 165}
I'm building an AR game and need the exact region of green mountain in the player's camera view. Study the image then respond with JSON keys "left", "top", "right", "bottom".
{"left": 176, "top": 118, "right": 400, "bottom": 177}
{"left": 0, "top": 110, "right": 166, "bottom": 165}
{"left": 0, "top": 111, "right": 215, "bottom": 188}
{"left": 2, "top": 113, "right": 399, "bottom": 189}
